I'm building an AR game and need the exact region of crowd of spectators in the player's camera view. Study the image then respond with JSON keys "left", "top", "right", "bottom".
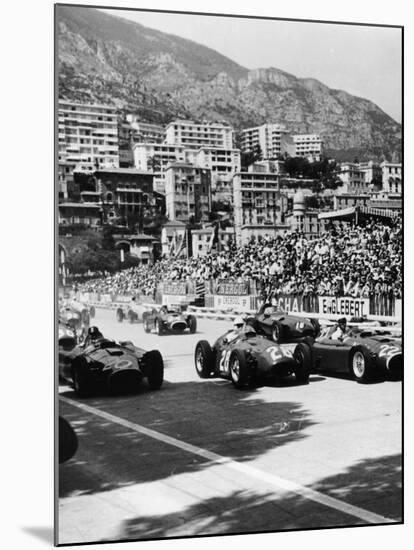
{"left": 76, "top": 218, "right": 402, "bottom": 300}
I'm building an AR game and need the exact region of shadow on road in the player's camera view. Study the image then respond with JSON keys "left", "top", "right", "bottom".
{"left": 115, "top": 453, "right": 402, "bottom": 542}
{"left": 59, "top": 380, "right": 315, "bottom": 498}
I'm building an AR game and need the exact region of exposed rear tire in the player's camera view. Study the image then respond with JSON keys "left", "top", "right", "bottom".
{"left": 128, "top": 310, "right": 137, "bottom": 324}
{"left": 89, "top": 306, "right": 95, "bottom": 319}
{"left": 145, "top": 350, "right": 164, "bottom": 390}
{"left": 116, "top": 308, "right": 124, "bottom": 323}
{"left": 350, "top": 346, "right": 374, "bottom": 383}
{"left": 59, "top": 417, "right": 78, "bottom": 464}
{"left": 143, "top": 313, "right": 151, "bottom": 333}
{"left": 188, "top": 315, "right": 197, "bottom": 334}
{"left": 194, "top": 340, "right": 213, "bottom": 378}
{"left": 293, "top": 343, "right": 312, "bottom": 384}
{"left": 229, "top": 349, "right": 250, "bottom": 389}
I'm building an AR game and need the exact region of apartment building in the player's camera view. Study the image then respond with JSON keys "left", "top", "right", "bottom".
{"left": 291, "top": 134, "right": 323, "bottom": 161}
{"left": 381, "top": 161, "right": 402, "bottom": 194}
{"left": 123, "top": 116, "right": 165, "bottom": 143}
{"left": 58, "top": 100, "right": 119, "bottom": 172}
{"left": 133, "top": 142, "right": 186, "bottom": 193}
{"left": 233, "top": 171, "right": 288, "bottom": 245}
{"left": 240, "top": 123, "right": 288, "bottom": 160}
{"left": 165, "top": 163, "right": 211, "bottom": 223}
{"left": 165, "top": 120, "right": 234, "bottom": 150}
{"left": 194, "top": 147, "right": 241, "bottom": 203}
{"left": 337, "top": 163, "right": 368, "bottom": 194}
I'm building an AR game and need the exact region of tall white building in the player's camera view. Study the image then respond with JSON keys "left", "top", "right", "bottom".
{"left": 133, "top": 142, "right": 186, "bottom": 193}
{"left": 194, "top": 147, "right": 241, "bottom": 203}
{"left": 291, "top": 134, "right": 323, "bottom": 161}
{"left": 165, "top": 120, "right": 234, "bottom": 150}
{"left": 240, "top": 123, "right": 288, "bottom": 160}
{"left": 381, "top": 161, "right": 402, "bottom": 194}
{"left": 165, "top": 163, "right": 211, "bottom": 223}
{"left": 58, "top": 100, "right": 119, "bottom": 172}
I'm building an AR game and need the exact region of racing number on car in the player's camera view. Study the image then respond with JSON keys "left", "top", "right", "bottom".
{"left": 267, "top": 346, "right": 293, "bottom": 362}
{"left": 378, "top": 344, "right": 400, "bottom": 358}
{"left": 219, "top": 350, "right": 232, "bottom": 373}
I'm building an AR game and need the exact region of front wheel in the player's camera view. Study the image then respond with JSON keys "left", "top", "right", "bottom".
{"left": 271, "top": 320, "right": 283, "bottom": 343}
{"left": 350, "top": 346, "right": 374, "bottom": 383}
{"left": 128, "top": 310, "right": 137, "bottom": 324}
{"left": 229, "top": 349, "right": 250, "bottom": 389}
{"left": 293, "top": 343, "right": 312, "bottom": 384}
{"left": 145, "top": 350, "right": 164, "bottom": 390}
{"left": 116, "top": 308, "right": 124, "bottom": 323}
{"left": 89, "top": 306, "right": 95, "bottom": 319}
{"left": 194, "top": 340, "right": 213, "bottom": 378}
{"left": 143, "top": 313, "right": 151, "bottom": 333}
{"left": 155, "top": 318, "right": 164, "bottom": 335}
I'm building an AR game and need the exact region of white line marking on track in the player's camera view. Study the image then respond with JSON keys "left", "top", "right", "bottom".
{"left": 60, "top": 396, "right": 395, "bottom": 525}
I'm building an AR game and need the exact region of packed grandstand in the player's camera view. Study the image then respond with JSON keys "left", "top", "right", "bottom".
{"left": 75, "top": 218, "right": 402, "bottom": 302}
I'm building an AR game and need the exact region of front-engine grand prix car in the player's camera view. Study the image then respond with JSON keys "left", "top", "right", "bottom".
{"left": 58, "top": 329, "right": 164, "bottom": 396}
{"left": 194, "top": 327, "right": 312, "bottom": 389}
{"left": 246, "top": 303, "right": 320, "bottom": 343}
{"left": 59, "top": 307, "right": 88, "bottom": 343}
{"left": 311, "top": 325, "right": 402, "bottom": 382}
{"left": 143, "top": 305, "right": 197, "bottom": 335}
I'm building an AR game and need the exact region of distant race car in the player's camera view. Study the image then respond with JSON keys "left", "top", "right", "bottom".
{"left": 116, "top": 299, "right": 152, "bottom": 324}
{"left": 143, "top": 305, "right": 197, "bottom": 335}
{"left": 310, "top": 325, "right": 402, "bottom": 382}
{"left": 59, "top": 307, "right": 88, "bottom": 344}
{"left": 60, "top": 298, "right": 95, "bottom": 324}
{"left": 58, "top": 328, "right": 164, "bottom": 396}
{"left": 194, "top": 326, "right": 312, "bottom": 389}
{"left": 246, "top": 303, "right": 320, "bottom": 343}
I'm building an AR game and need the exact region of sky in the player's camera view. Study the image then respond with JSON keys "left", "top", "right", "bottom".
{"left": 101, "top": 7, "right": 402, "bottom": 123}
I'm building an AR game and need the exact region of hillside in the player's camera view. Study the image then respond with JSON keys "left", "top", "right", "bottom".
{"left": 57, "top": 6, "right": 401, "bottom": 160}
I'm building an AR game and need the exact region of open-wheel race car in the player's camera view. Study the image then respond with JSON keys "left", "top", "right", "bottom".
{"left": 194, "top": 326, "right": 312, "bottom": 389}
{"left": 143, "top": 305, "right": 197, "bottom": 335}
{"left": 246, "top": 303, "right": 320, "bottom": 343}
{"left": 58, "top": 327, "right": 164, "bottom": 396}
{"left": 59, "top": 307, "right": 89, "bottom": 344}
{"left": 310, "top": 324, "right": 402, "bottom": 382}
{"left": 60, "top": 298, "right": 95, "bottom": 324}
{"left": 115, "top": 299, "right": 152, "bottom": 324}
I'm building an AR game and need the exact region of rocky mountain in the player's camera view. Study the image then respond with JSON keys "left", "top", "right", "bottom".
{"left": 57, "top": 5, "right": 401, "bottom": 160}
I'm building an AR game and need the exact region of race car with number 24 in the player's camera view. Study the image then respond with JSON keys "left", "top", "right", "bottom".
{"left": 194, "top": 326, "right": 312, "bottom": 389}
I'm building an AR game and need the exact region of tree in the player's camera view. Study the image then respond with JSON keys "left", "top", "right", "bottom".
{"left": 241, "top": 144, "right": 263, "bottom": 170}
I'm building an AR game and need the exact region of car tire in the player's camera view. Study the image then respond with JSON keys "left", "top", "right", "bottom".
{"left": 143, "top": 313, "right": 151, "bottom": 333}
{"left": 116, "top": 308, "right": 124, "bottom": 323}
{"left": 194, "top": 340, "right": 213, "bottom": 378}
{"left": 128, "top": 310, "right": 137, "bottom": 324}
{"left": 309, "top": 318, "right": 320, "bottom": 337}
{"left": 155, "top": 318, "right": 164, "bottom": 335}
{"left": 350, "top": 346, "right": 374, "bottom": 383}
{"left": 188, "top": 315, "right": 197, "bottom": 334}
{"left": 229, "top": 349, "right": 250, "bottom": 389}
{"left": 293, "top": 343, "right": 312, "bottom": 384}
{"left": 72, "top": 357, "right": 92, "bottom": 397}
{"left": 271, "top": 320, "right": 283, "bottom": 343}
{"left": 89, "top": 306, "right": 95, "bottom": 319}
{"left": 145, "top": 350, "right": 164, "bottom": 390}
{"left": 59, "top": 417, "right": 78, "bottom": 464}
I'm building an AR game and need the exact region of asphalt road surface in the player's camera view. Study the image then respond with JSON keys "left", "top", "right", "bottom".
{"left": 58, "top": 309, "right": 402, "bottom": 545}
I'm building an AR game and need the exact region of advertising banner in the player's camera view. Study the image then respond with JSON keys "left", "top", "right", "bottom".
{"left": 162, "top": 282, "right": 188, "bottom": 295}
{"left": 213, "top": 294, "right": 253, "bottom": 312}
{"left": 318, "top": 296, "right": 369, "bottom": 318}
{"left": 215, "top": 281, "right": 249, "bottom": 295}
{"left": 271, "top": 295, "right": 305, "bottom": 313}
{"left": 162, "top": 294, "right": 196, "bottom": 306}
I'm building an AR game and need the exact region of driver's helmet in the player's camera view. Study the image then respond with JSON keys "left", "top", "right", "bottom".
{"left": 233, "top": 316, "right": 244, "bottom": 329}
{"left": 87, "top": 326, "right": 103, "bottom": 341}
{"left": 337, "top": 317, "right": 347, "bottom": 329}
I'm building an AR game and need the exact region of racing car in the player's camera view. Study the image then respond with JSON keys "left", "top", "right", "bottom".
{"left": 143, "top": 305, "right": 197, "bottom": 335}
{"left": 59, "top": 307, "right": 88, "bottom": 344}
{"left": 58, "top": 327, "right": 164, "bottom": 396}
{"left": 194, "top": 326, "right": 312, "bottom": 389}
{"left": 116, "top": 298, "right": 152, "bottom": 324}
{"left": 245, "top": 303, "right": 320, "bottom": 343}
{"left": 310, "top": 324, "right": 402, "bottom": 382}
{"left": 60, "top": 298, "right": 95, "bottom": 324}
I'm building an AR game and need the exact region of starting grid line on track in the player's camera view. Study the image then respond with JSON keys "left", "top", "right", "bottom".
{"left": 60, "top": 395, "right": 395, "bottom": 526}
